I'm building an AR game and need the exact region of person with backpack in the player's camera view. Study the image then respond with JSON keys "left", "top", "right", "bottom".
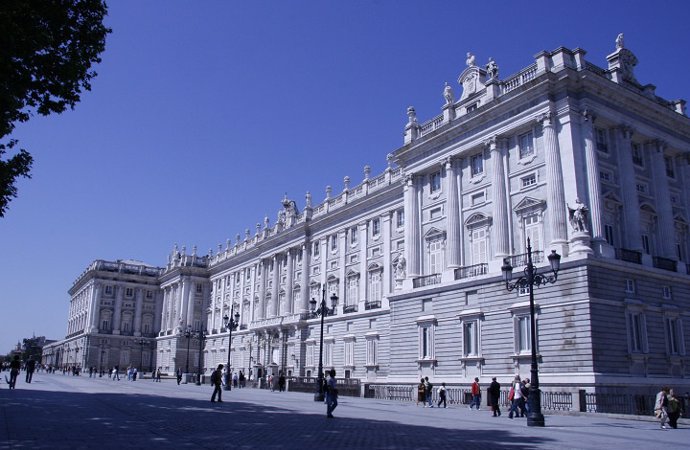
{"left": 210, "top": 364, "right": 224, "bottom": 403}
{"left": 437, "top": 382, "right": 448, "bottom": 408}
{"left": 424, "top": 377, "right": 434, "bottom": 408}
{"left": 469, "top": 377, "right": 481, "bottom": 410}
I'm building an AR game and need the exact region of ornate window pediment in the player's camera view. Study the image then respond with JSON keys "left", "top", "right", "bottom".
{"left": 367, "top": 262, "right": 382, "bottom": 272}
{"left": 513, "top": 196, "right": 545, "bottom": 215}
{"left": 465, "top": 212, "right": 492, "bottom": 229}
{"left": 424, "top": 227, "right": 446, "bottom": 241}
{"left": 346, "top": 269, "right": 359, "bottom": 279}
{"left": 457, "top": 65, "right": 487, "bottom": 101}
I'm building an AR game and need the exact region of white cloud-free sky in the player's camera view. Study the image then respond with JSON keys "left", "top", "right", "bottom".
{"left": 2, "top": 0, "right": 689, "bottom": 352}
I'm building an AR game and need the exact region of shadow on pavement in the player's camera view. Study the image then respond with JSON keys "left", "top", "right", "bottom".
{"left": 1, "top": 388, "right": 556, "bottom": 449}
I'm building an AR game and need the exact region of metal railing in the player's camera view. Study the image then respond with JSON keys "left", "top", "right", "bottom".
{"left": 653, "top": 256, "right": 677, "bottom": 272}
{"left": 507, "top": 251, "right": 543, "bottom": 268}
{"left": 365, "top": 300, "right": 381, "bottom": 310}
{"left": 455, "top": 263, "right": 488, "bottom": 280}
{"left": 413, "top": 273, "right": 442, "bottom": 288}
{"left": 616, "top": 248, "right": 642, "bottom": 264}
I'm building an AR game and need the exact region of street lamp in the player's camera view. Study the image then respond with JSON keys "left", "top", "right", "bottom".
{"left": 136, "top": 339, "right": 146, "bottom": 373}
{"left": 309, "top": 287, "right": 338, "bottom": 402}
{"left": 501, "top": 238, "right": 561, "bottom": 427}
{"left": 184, "top": 325, "right": 192, "bottom": 374}
{"left": 99, "top": 348, "right": 105, "bottom": 377}
{"left": 223, "top": 305, "right": 240, "bottom": 391}
{"left": 195, "top": 329, "right": 207, "bottom": 386}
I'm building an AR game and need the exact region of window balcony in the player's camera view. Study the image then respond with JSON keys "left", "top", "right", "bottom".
{"left": 413, "top": 273, "right": 441, "bottom": 288}
{"left": 454, "top": 263, "right": 488, "bottom": 280}
{"left": 506, "top": 251, "right": 543, "bottom": 267}
{"left": 343, "top": 304, "right": 358, "bottom": 314}
{"left": 615, "top": 248, "right": 642, "bottom": 264}
{"left": 653, "top": 256, "right": 677, "bottom": 272}
{"left": 365, "top": 300, "right": 382, "bottom": 310}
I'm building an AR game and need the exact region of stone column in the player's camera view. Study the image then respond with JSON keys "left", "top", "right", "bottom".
{"left": 445, "top": 157, "right": 462, "bottom": 269}
{"left": 255, "top": 262, "right": 264, "bottom": 320}
{"left": 89, "top": 283, "right": 101, "bottom": 332}
{"left": 300, "top": 243, "right": 310, "bottom": 314}
{"left": 358, "top": 221, "right": 368, "bottom": 307}
{"left": 615, "top": 126, "right": 643, "bottom": 251}
{"left": 382, "top": 213, "right": 392, "bottom": 298}
{"left": 581, "top": 111, "right": 607, "bottom": 254}
{"left": 285, "top": 249, "right": 294, "bottom": 314}
{"left": 134, "top": 288, "right": 143, "bottom": 336}
{"left": 489, "top": 139, "right": 510, "bottom": 258}
{"left": 271, "top": 256, "right": 279, "bottom": 317}
{"left": 209, "top": 281, "right": 217, "bottom": 333}
{"left": 182, "top": 277, "right": 192, "bottom": 327}
{"left": 112, "top": 285, "right": 123, "bottom": 335}
{"left": 338, "top": 229, "right": 347, "bottom": 309}
{"left": 541, "top": 112, "right": 569, "bottom": 253}
{"left": 403, "top": 174, "right": 421, "bottom": 278}
{"left": 648, "top": 140, "right": 676, "bottom": 259}
{"left": 153, "top": 290, "right": 163, "bottom": 334}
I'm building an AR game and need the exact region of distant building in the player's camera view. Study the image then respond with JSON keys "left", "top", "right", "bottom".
{"left": 51, "top": 36, "right": 690, "bottom": 396}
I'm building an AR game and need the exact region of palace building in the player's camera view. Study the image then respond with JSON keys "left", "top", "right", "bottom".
{"left": 45, "top": 36, "right": 690, "bottom": 397}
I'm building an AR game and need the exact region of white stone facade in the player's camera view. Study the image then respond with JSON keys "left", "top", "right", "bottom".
{"left": 51, "top": 38, "right": 690, "bottom": 394}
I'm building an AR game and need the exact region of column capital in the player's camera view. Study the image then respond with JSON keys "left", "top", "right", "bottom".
{"left": 580, "top": 109, "right": 596, "bottom": 123}
{"left": 484, "top": 136, "right": 507, "bottom": 152}
{"left": 538, "top": 111, "right": 558, "bottom": 128}
{"left": 616, "top": 125, "right": 634, "bottom": 140}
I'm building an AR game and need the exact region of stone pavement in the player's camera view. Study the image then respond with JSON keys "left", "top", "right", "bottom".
{"left": 1, "top": 373, "right": 688, "bottom": 449}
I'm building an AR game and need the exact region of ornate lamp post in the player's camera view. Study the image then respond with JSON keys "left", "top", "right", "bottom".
{"left": 195, "top": 329, "right": 207, "bottom": 386}
{"left": 309, "top": 287, "right": 338, "bottom": 402}
{"left": 501, "top": 238, "right": 561, "bottom": 427}
{"left": 223, "top": 305, "right": 240, "bottom": 391}
{"left": 184, "top": 325, "right": 192, "bottom": 374}
{"left": 136, "top": 339, "right": 146, "bottom": 372}
{"left": 99, "top": 347, "right": 105, "bottom": 377}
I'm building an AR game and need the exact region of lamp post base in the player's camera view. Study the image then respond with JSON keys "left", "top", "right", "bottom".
{"left": 223, "top": 373, "right": 232, "bottom": 391}
{"left": 526, "top": 412, "right": 545, "bottom": 427}
{"left": 314, "top": 392, "right": 324, "bottom": 402}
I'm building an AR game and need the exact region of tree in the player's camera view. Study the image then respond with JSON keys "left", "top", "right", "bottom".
{"left": 0, "top": 0, "right": 111, "bottom": 217}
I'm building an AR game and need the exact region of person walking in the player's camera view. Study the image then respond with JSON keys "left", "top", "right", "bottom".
{"left": 469, "top": 377, "right": 481, "bottom": 410}
{"left": 278, "top": 372, "right": 286, "bottom": 392}
{"left": 416, "top": 378, "right": 425, "bottom": 406}
{"left": 508, "top": 375, "right": 525, "bottom": 419}
{"left": 654, "top": 386, "right": 670, "bottom": 429}
{"left": 210, "top": 364, "right": 224, "bottom": 403}
{"left": 437, "top": 382, "right": 448, "bottom": 408}
{"left": 8, "top": 355, "right": 20, "bottom": 389}
{"left": 667, "top": 388, "right": 681, "bottom": 429}
{"left": 326, "top": 369, "right": 338, "bottom": 418}
{"left": 155, "top": 368, "right": 162, "bottom": 382}
{"left": 424, "top": 377, "right": 434, "bottom": 408}
{"left": 176, "top": 367, "right": 183, "bottom": 385}
{"left": 25, "top": 357, "right": 36, "bottom": 383}
{"left": 489, "top": 377, "right": 501, "bottom": 417}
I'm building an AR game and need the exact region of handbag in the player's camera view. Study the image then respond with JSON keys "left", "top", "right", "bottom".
{"left": 508, "top": 387, "right": 515, "bottom": 401}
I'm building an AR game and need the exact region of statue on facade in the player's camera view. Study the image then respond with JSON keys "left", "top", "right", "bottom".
{"left": 568, "top": 199, "right": 589, "bottom": 233}
{"left": 395, "top": 255, "right": 407, "bottom": 279}
{"left": 443, "top": 82, "right": 454, "bottom": 105}
{"left": 466, "top": 52, "right": 476, "bottom": 67}
{"left": 486, "top": 57, "right": 499, "bottom": 79}
{"left": 615, "top": 33, "right": 625, "bottom": 50}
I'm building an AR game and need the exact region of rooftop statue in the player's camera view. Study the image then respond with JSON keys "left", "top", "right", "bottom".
{"left": 486, "top": 57, "right": 499, "bottom": 79}
{"left": 615, "top": 33, "right": 624, "bottom": 50}
{"left": 466, "top": 52, "right": 476, "bottom": 67}
{"left": 443, "top": 82, "right": 454, "bottom": 105}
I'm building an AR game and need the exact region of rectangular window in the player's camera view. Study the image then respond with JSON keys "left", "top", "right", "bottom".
{"left": 146, "top": 290, "right": 153, "bottom": 299}
{"left": 396, "top": 209, "right": 405, "bottom": 228}
{"left": 595, "top": 128, "right": 608, "bottom": 153}
{"left": 366, "top": 338, "right": 378, "bottom": 365}
{"left": 105, "top": 285, "right": 113, "bottom": 296}
{"left": 125, "top": 288, "right": 134, "bottom": 298}
{"left": 470, "top": 154, "right": 484, "bottom": 176}
{"left": 627, "top": 311, "right": 647, "bottom": 353}
{"left": 324, "top": 341, "right": 333, "bottom": 366}
{"left": 636, "top": 183, "right": 647, "bottom": 194}
{"left": 347, "top": 277, "right": 358, "bottom": 305}
{"left": 369, "top": 271, "right": 382, "bottom": 302}
{"left": 632, "top": 143, "right": 643, "bottom": 166}
{"left": 625, "top": 279, "right": 636, "bottom": 294}
{"left": 419, "top": 326, "right": 433, "bottom": 359}
{"left": 521, "top": 174, "right": 537, "bottom": 188}
{"left": 641, "top": 234, "right": 650, "bottom": 254}
{"left": 604, "top": 224, "right": 615, "bottom": 246}
{"left": 471, "top": 192, "right": 485, "bottom": 206}
{"left": 466, "top": 103, "right": 478, "bottom": 113}
{"left": 306, "top": 344, "right": 314, "bottom": 367}
{"left": 344, "top": 340, "right": 354, "bottom": 366}
{"left": 371, "top": 218, "right": 381, "bottom": 237}
{"left": 349, "top": 227, "right": 358, "bottom": 246}
{"left": 429, "top": 171, "right": 442, "bottom": 194}
{"left": 516, "top": 315, "right": 531, "bottom": 353}
{"left": 600, "top": 170, "right": 612, "bottom": 182}
{"left": 665, "top": 156, "right": 675, "bottom": 178}
{"left": 519, "top": 131, "right": 535, "bottom": 158}
{"left": 662, "top": 286, "right": 672, "bottom": 300}
{"left": 463, "top": 321, "right": 478, "bottom": 356}
{"left": 196, "top": 284, "right": 203, "bottom": 293}
{"left": 330, "top": 235, "right": 338, "bottom": 251}
{"left": 524, "top": 214, "right": 542, "bottom": 252}
{"left": 429, "top": 239, "right": 443, "bottom": 274}
{"left": 429, "top": 207, "right": 442, "bottom": 219}
{"left": 312, "top": 241, "right": 320, "bottom": 257}
{"left": 471, "top": 229, "right": 488, "bottom": 264}
{"left": 665, "top": 317, "right": 684, "bottom": 355}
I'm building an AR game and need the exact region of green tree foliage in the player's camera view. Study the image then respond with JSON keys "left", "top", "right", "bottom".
{"left": 0, "top": 0, "right": 111, "bottom": 217}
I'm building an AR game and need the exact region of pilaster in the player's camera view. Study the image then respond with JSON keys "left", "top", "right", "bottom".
{"left": 541, "top": 112, "right": 570, "bottom": 255}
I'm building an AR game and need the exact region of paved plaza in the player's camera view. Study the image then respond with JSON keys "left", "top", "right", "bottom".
{"left": 1, "top": 374, "right": 688, "bottom": 449}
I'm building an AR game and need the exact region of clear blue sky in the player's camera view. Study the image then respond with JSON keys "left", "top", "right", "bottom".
{"left": 2, "top": 0, "right": 689, "bottom": 353}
